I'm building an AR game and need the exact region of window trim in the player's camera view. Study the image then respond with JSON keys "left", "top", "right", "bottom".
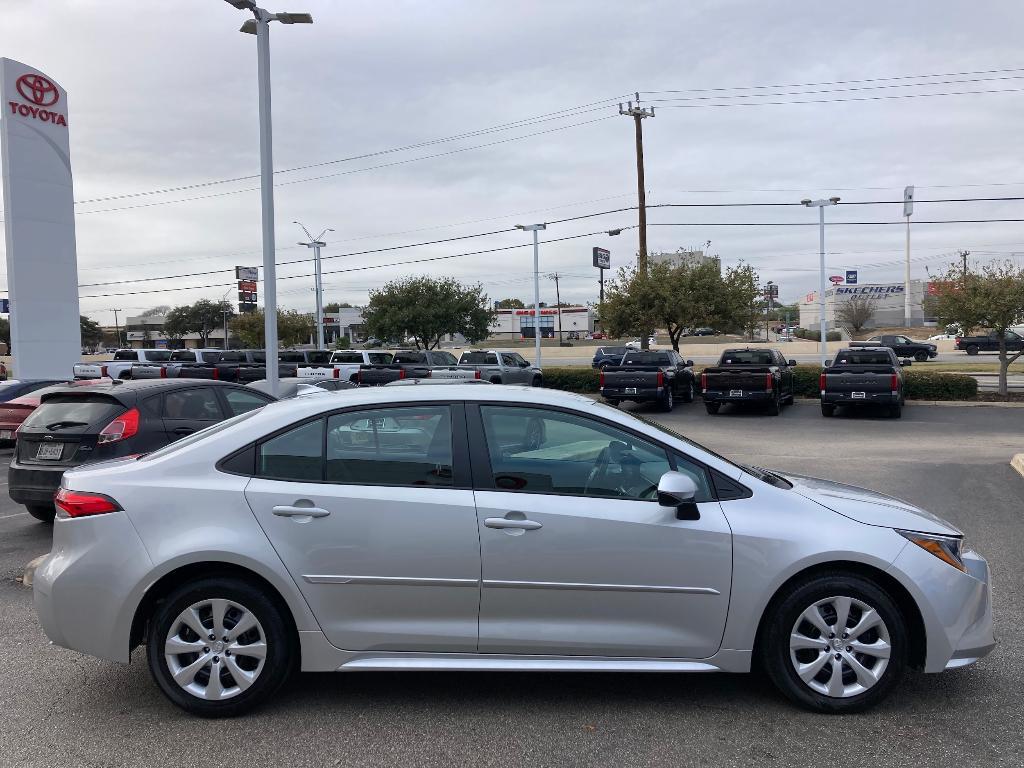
{"left": 465, "top": 401, "right": 726, "bottom": 502}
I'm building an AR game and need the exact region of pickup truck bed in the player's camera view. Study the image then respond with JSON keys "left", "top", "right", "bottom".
{"left": 820, "top": 348, "right": 906, "bottom": 418}
{"left": 699, "top": 348, "right": 796, "bottom": 415}
{"left": 600, "top": 351, "right": 695, "bottom": 411}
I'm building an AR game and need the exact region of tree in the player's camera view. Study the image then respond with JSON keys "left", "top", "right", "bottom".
{"left": 0, "top": 316, "right": 9, "bottom": 350}
{"left": 834, "top": 295, "right": 877, "bottom": 337}
{"left": 164, "top": 300, "right": 233, "bottom": 346}
{"left": 140, "top": 305, "right": 171, "bottom": 318}
{"left": 600, "top": 260, "right": 760, "bottom": 351}
{"left": 228, "top": 309, "right": 315, "bottom": 348}
{"left": 323, "top": 301, "right": 354, "bottom": 313}
{"left": 926, "top": 259, "right": 1024, "bottom": 395}
{"left": 80, "top": 315, "right": 103, "bottom": 349}
{"left": 363, "top": 276, "right": 495, "bottom": 350}
{"left": 162, "top": 305, "right": 190, "bottom": 345}
{"left": 495, "top": 297, "right": 525, "bottom": 309}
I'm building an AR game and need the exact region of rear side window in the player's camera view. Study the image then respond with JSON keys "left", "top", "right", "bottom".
{"left": 220, "top": 352, "right": 243, "bottom": 363}
{"left": 200, "top": 351, "right": 222, "bottom": 363}
{"left": 332, "top": 352, "right": 362, "bottom": 363}
{"left": 23, "top": 395, "right": 124, "bottom": 430}
{"left": 170, "top": 351, "right": 197, "bottom": 362}
{"left": 368, "top": 352, "right": 393, "bottom": 365}
{"left": 145, "top": 351, "right": 172, "bottom": 362}
{"left": 223, "top": 389, "right": 272, "bottom": 416}
{"left": 461, "top": 352, "right": 499, "bottom": 365}
{"left": 258, "top": 419, "right": 324, "bottom": 481}
{"left": 306, "top": 351, "right": 331, "bottom": 364}
{"left": 432, "top": 351, "right": 459, "bottom": 366}
{"left": 162, "top": 389, "right": 223, "bottom": 421}
{"left": 279, "top": 352, "right": 305, "bottom": 363}
{"left": 393, "top": 352, "right": 425, "bottom": 364}
{"left": 113, "top": 350, "right": 137, "bottom": 361}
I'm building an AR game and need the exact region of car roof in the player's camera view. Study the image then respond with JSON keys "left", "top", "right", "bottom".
{"left": 40, "top": 378, "right": 247, "bottom": 400}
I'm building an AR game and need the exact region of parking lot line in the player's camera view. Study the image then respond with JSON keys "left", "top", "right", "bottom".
{"left": 0, "top": 511, "right": 28, "bottom": 521}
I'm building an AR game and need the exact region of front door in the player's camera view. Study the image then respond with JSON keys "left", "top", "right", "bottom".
{"left": 470, "top": 404, "right": 732, "bottom": 658}
{"left": 244, "top": 403, "right": 481, "bottom": 652}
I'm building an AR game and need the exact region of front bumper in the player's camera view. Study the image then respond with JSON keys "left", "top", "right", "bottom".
{"left": 889, "top": 542, "right": 995, "bottom": 673}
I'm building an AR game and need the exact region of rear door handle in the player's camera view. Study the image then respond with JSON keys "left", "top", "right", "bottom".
{"left": 172, "top": 427, "right": 194, "bottom": 435}
{"left": 484, "top": 517, "right": 542, "bottom": 531}
{"left": 273, "top": 505, "right": 330, "bottom": 518}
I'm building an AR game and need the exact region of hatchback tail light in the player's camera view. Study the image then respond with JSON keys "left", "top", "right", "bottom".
{"left": 98, "top": 408, "right": 140, "bottom": 445}
{"left": 55, "top": 488, "right": 121, "bottom": 518}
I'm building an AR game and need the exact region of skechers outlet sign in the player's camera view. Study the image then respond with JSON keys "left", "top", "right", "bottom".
{"left": 7, "top": 73, "right": 67, "bottom": 126}
{"left": 831, "top": 285, "right": 905, "bottom": 296}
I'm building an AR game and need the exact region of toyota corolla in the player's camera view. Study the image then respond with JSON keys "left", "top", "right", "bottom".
{"left": 33, "top": 385, "right": 994, "bottom": 717}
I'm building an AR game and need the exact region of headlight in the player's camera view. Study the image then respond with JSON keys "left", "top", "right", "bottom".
{"left": 897, "top": 530, "right": 966, "bottom": 572}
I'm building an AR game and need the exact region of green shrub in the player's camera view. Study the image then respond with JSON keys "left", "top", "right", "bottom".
{"left": 793, "top": 328, "right": 841, "bottom": 342}
{"left": 334, "top": 336, "right": 351, "bottom": 350}
{"left": 789, "top": 365, "right": 976, "bottom": 400}
{"left": 543, "top": 366, "right": 600, "bottom": 393}
{"left": 791, "top": 365, "right": 823, "bottom": 397}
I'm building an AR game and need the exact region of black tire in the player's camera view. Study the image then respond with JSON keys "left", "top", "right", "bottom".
{"left": 767, "top": 393, "right": 781, "bottom": 416}
{"left": 604, "top": 399, "right": 620, "bottom": 408}
{"left": 681, "top": 379, "right": 695, "bottom": 403}
{"left": 27, "top": 504, "right": 56, "bottom": 524}
{"left": 889, "top": 404, "right": 902, "bottom": 419}
{"left": 760, "top": 573, "right": 908, "bottom": 713}
{"left": 660, "top": 387, "right": 675, "bottom": 412}
{"left": 820, "top": 403, "right": 835, "bottom": 417}
{"left": 146, "top": 577, "right": 295, "bottom": 718}
{"left": 914, "top": 351, "right": 928, "bottom": 363}
{"left": 704, "top": 402, "right": 720, "bottom": 415}
{"left": 966, "top": 344, "right": 979, "bottom": 356}
{"left": 531, "top": 375, "right": 543, "bottom": 388}
{"left": 118, "top": 371, "right": 132, "bottom": 380}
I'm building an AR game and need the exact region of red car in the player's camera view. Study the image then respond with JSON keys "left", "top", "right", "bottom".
{"left": 0, "top": 381, "right": 102, "bottom": 446}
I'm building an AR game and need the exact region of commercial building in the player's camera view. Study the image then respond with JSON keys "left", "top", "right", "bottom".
{"left": 798, "top": 280, "right": 931, "bottom": 331}
{"left": 488, "top": 306, "right": 596, "bottom": 340}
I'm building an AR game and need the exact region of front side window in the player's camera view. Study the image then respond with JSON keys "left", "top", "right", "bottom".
{"left": 479, "top": 405, "right": 672, "bottom": 500}
{"left": 367, "top": 352, "right": 393, "bottom": 365}
{"left": 326, "top": 406, "right": 454, "bottom": 487}
{"left": 258, "top": 419, "right": 324, "bottom": 481}
{"left": 432, "top": 351, "right": 459, "bottom": 366}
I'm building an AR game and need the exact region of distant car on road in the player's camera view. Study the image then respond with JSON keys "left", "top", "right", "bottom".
{"left": 954, "top": 330, "right": 1024, "bottom": 356}
{"left": 851, "top": 335, "right": 936, "bottom": 362}
{"left": 8, "top": 379, "right": 275, "bottom": 523}
{"left": 33, "top": 384, "right": 994, "bottom": 717}
{"left": 692, "top": 328, "right": 719, "bottom": 336}
{"left": 927, "top": 333, "right": 958, "bottom": 341}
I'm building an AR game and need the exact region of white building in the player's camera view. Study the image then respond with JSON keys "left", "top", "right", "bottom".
{"left": 488, "top": 306, "right": 595, "bottom": 340}
{"left": 799, "top": 280, "right": 930, "bottom": 331}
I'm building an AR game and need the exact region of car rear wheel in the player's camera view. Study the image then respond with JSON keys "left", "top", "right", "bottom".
{"left": 27, "top": 504, "right": 56, "bottom": 524}
{"left": 761, "top": 574, "right": 907, "bottom": 713}
{"left": 681, "top": 380, "right": 695, "bottom": 403}
{"left": 914, "top": 351, "right": 928, "bottom": 362}
{"left": 704, "top": 402, "right": 720, "bottom": 415}
{"left": 604, "top": 399, "right": 620, "bottom": 408}
{"left": 889, "top": 404, "right": 902, "bottom": 419}
{"left": 531, "top": 375, "right": 543, "bottom": 388}
{"left": 820, "top": 403, "right": 835, "bottom": 417}
{"left": 966, "top": 344, "right": 979, "bottom": 355}
{"left": 767, "top": 393, "right": 782, "bottom": 416}
{"left": 147, "top": 577, "right": 294, "bottom": 718}
{"left": 660, "top": 387, "right": 675, "bottom": 412}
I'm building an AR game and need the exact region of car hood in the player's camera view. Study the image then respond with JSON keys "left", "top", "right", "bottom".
{"left": 778, "top": 471, "right": 961, "bottom": 536}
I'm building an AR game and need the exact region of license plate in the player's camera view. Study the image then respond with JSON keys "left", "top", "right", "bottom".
{"left": 730, "top": 390, "right": 743, "bottom": 397}
{"left": 851, "top": 391, "right": 866, "bottom": 399}
{"left": 0, "top": 430, "right": 12, "bottom": 440}
{"left": 35, "top": 442, "right": 63, "bottom": 460}
{"left": 625, "top": 387, "right": 638, "bottom": 395}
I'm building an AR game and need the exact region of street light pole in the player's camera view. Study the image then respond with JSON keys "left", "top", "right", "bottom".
{"left": 516, "top": 223, "right": 547, "bottom": 368}
{"left": 801, "top": 197, "right": 840, "bottom": 368}
{"left": 223, "top": 0, "right": 313, "bottom": 396}
{"left": 295, "top": 222, "right": 333, "bottom": 349}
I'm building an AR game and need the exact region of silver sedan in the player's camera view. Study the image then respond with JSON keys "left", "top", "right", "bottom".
{"left": 33, "top": 385, "right": 994, "bottom": 717}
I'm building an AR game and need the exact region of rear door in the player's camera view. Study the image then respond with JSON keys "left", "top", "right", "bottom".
{"left": 160, "top": 386, "right": 225, "bottom": 440}
{"left": 243, "top": 402, "right": 481, "bottom": 651}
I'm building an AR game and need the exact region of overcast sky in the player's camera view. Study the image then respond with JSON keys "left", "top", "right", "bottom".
{"left": 3, "top": 0, "right": 1024, "bottom": 325}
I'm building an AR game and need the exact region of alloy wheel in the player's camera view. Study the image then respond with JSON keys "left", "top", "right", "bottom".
{"left": 789, "top": 595, "right": 891, "bottom": 698}
{"left": 164, "top": 598, "right": 267, "bottom": 701}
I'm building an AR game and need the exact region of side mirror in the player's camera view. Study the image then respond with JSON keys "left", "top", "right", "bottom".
{"left": 657, "top": 471, "right": 700, "bottom": 520}
{"left": 521, "top": 359, "right": 531, "bottom": 367}
{"left": 685, "top": 359, "right": 694, "bottom": 367}
{"left": 901, "top": 359, "right": 912, "bottom": 367}
{"left": 824, "top": 359, "right": 832, "bottom": 367}
{"left": 788, "top": 359, "right": 797, "bottom": 367}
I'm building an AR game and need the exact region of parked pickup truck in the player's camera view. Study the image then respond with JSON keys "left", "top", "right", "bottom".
{"left": 128, "top": 348, "right": 224, "bottom": 379}
{"left": 700, "top": 348, "right": 797, "bottom": 415}
{"left": 851, "top": 334, "right": 937, "bottom": 362}
{"left": 820, "top": 347, "right": 910, "bottom": 419}
{"left": 73, "top": 348, "right": 173, "bottom": 380}
{"left": 600, "top": 350, "right": 696, "bottom": 411}
{"left": 278, "top": 350, "right": 334, "bottom": 366}
{"left": 457, "top": 350, "right": 543, "bottom": 386}
{"left": 296, "top": 350, "right": 394, "bottom": 383}
{"left": 174, "top": 350, "right": 299, "bottom": 383}
{"left": 955, "top": 329, "right": 1024, "bottom": 356}
{"left": 356, "top": 350, "right": 480, "bottom": 386}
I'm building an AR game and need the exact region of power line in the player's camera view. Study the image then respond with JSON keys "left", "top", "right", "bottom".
{"left": 654, "top": 87, "right": 1024, "bottom": 109}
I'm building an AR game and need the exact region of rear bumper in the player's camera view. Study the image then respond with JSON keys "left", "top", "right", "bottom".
{"left": 702, "top": 390, "right": 774, "bottom": 402}
{"left": 8, "top": 459, "right": 64, "bottom": 504}
{"left": 821, "top": 392, "right": 899, "bottom": 406}
{"left": 601, "top": 386, "right": 663, "bottom": 401}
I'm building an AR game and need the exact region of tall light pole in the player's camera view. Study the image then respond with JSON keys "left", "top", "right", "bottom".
{"left": 903, "top": 185, "right": 914, "bottom": 327}
{"left": 223, "top": 0, "right": 313, "bottom": 395}
{"left": 516, "top": 223, "right": 546, "bottom": 368}
{"left": 295, "top": 222, "right": 333, "bottom": 349}
{"left": 801, "top": 197, "right": 840, "bottom": 367}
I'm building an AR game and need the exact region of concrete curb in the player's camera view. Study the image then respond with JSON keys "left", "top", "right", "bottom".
{"left": 1012, "top": 454, "right": 1024, "bottom": 479}
{"left": 20, "top": 554, "right": 46, "bottom": 589}
{"left": 787, "top": 398, "right": 1024, "bottom": 408}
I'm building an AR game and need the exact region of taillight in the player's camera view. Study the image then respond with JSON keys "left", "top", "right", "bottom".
{"left": 819, "top": 373, "right": 826, "bottom": 392}
{"left": 474, "top": 369, "right": 481, "bottom": 379}
{"left": 656, "top": 371, "right": 664, "bottom": 387}
{"left": 357, "top": 370, "right": 363, "bottom": 384}
{"left": 765, "top": 373, "right": 773, "bottom": 392}
{"left": 100, "top": 365, "right": 108, "bottom": 378}
{"left": 599, "top": 371, "right": 605, "bottom": 388}
{"left": 700, "top": 372, "right": 707, "bottom": 391}
{"left": 160, "top": 366, "right": 167, "bottom": 378}
{"left": 332, "top": 368, "right": 340, "bottom": 379}
{"left": 399, "top": 368, "right": 407, "bottom": 380}
{"left": 55, "top": 488, "right": 121, "bottom": 518}
{"left": 98, "top": 408, "right": 140, "bottom": 445}
{"left": 955, "top": 337, "right": 962, "bottom": 346}
{"left": 891, "top": 373, "right": 899, "bottom": 391}
{"left": 212, "top": 368, "right": 220, "bottom": 380}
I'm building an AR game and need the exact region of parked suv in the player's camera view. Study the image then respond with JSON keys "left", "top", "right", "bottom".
{"left": 8, "top": 379, "right": 275, "bottom": 523}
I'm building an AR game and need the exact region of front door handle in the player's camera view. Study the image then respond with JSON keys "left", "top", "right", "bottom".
{"left": 484, "top": 517, "right": 542, "bottom": 531}
{"left": 273, "top": 505, "right": 330, "bottom": 518}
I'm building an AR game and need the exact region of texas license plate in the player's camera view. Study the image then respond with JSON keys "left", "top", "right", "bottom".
{"left": 730, "top": 390, "right": 743, "bottom": 397}
{"left": 851, "top": 391, "right": 866, "bottom": 399}
{"left": 35, "top": 442, "right": 63, "bottom": 460}
{"left": 625, "top": 387, "right": 638, "bottom": 395}
{"left": 0, "top": 430, "right": 12, "bottom": 440}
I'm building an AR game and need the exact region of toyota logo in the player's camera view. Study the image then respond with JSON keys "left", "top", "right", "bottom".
{"left": 16, "top": 74, "right": 59, "bottom": 107}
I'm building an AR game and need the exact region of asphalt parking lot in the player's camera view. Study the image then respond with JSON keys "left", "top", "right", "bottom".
{"left": 1, "top": 401, "right": 1022, "bottom": 767}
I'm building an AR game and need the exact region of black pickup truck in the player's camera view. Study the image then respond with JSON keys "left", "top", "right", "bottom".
{"left": 175, "top": 350, "right": 299, "bottom": 383}
{"left": 820, "top": 347, "right": 910, "bottom": 419}
{"left": 356, "top": 350, "right": 479, "bottom": 386}
{"left": 851, "top": 334, "right": 936, "bottom": 362}
{"left": 955, "top": 329, "right": 1024, "bottom": 355}
{"left": 700, "top": 348, "right": 797, "bottom": 415}
{"left": 599, "top": 350, "right": 696, "bottom": 411}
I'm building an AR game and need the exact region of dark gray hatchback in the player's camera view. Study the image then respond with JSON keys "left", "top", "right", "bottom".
{"left": 9, "top": 379, "right": 275, "bottom": 522}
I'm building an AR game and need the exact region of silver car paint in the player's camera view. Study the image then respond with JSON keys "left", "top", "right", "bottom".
{"left": 34, "top": 385, "right": 994, "bottom": 678}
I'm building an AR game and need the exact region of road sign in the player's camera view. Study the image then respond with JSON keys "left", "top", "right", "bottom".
{"left": 238, "top": 302, "right": 257, "bottom": 314}
{"left": 829, "top": 275, "right": 844, "bottom": 285}
{"left": 238, "top": 280, "right": 257, "bottom": 292}
{"left": 845, "top": 270, "right": 858, "bottom": 284}
{"left": 765, "top": 283, "right": 779, "bottom": 297}
{"left": 238, "top": 290, "right": 257, "bottom": 303}
{"left": 593, "top": 247, "right": 611, "bottom": 269}
{"left": 235, "top": 266, "right": 258, "bottom": 281}
{"left": 903, "top": 186, "right": 914, "bottom": 218}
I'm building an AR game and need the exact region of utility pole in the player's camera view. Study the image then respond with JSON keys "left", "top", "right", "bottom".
{"left": 295, "top": 222, "right": 333, "bottom": 349}
{"left": 550, "top": 273, "right": 564, "bottom": 342}
{"left": 903, "top": 185, "right": 914, "bottom": 327}
{"left": 620, "top": 94, "right": 654, "bottom": 349}
{"left": 111, "top": 309, "right": 122, "bottom": 349}
{"left": 960, "top": 249, "right": 971, "bottom": 283}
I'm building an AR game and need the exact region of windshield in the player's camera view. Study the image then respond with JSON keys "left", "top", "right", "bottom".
{"left": 170, "top": 351, "right": 197, "bottom": 362}
{"left": 141, "top": 408, "right": 262, "bottom": 460}
{"left": 622, "top": 353, "right": 670, "bottom": 366}
{"left": 834, "top": 351, "right": 892, "bottom": 365}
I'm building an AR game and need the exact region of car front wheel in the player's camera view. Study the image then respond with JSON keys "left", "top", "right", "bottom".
{"left": 761, "top": 574, "right": 907, "bottom": 713}
{"left": 147, "top": 577, "right": 294, "bottom": 717}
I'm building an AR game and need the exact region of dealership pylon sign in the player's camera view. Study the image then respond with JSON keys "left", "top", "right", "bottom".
{"left": 1, "top": 59, "right": 81, "bottom": 379}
